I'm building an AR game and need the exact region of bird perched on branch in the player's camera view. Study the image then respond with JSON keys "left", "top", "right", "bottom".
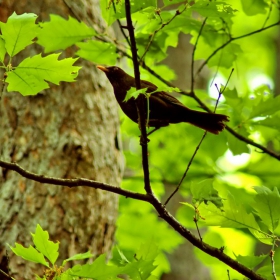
{"left": 97, "top": 65, "right": 229, "bottom": 134}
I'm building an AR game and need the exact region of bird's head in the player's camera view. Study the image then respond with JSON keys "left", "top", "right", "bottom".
{"left": 97, "top": 65, "right": 133, "bottom": 86}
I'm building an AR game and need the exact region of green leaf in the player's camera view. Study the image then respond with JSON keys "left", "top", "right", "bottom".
{"left": 37, "top": 15, "right": 95, "bottom": 53}
{"left": 253, "top": 187, "right": 280, "bottom": 233}
{"left": 250, "top": 95, "right": 280, "bottom": 118}
{"left": 0, "top": 12, "right": 39, "bottom": 57}
{"left": 0, "top": 37, "right": 6, "bottom": 63}
{"left": 199, "top": 194, "right": 272, "bottom": 244}
{"left": 121, "top": 259, "right": 157, "bottom": 280}
{"left": 208, "top": 43, "right": 242, "bottom": 69}
{"left": 191, "top": 1, "right": 236, "bottom": 18}
{"left": 226, "top": 129, "right": 250, "bottom": 155}
{"left": 101, "top": 0, "right": 157, "bottom": 26}
{"left": 136, "top": 239, "right": 159, "bottom": 261}
{"left": 9, "top": 243, "right": 49, "bottom": 267}
{"left": 69, "top": 254, "right": 123, "bottom": 279}
{"left": 256, "top": 114, "right": 280, "bottom": 129}
{"left": 223, "top": 88, "right": 243, "bottom": 108}
{"left": 240, "top": 156, "right": 280, "bottom": 187}
{"left": 124, "top": 87, "right": 147, "bottom": 101}
{"left": 241, "top": 0, "right": 268, "bottom": 16}
{"left": 63, "top": 251, "right": 94, "bottom": 266}
{"left": 190, "top": 179, "right": 223, "bottom": 209}
{"left": 6, "top": 53, "right": 80, "bottom": 95}
{"left": 76, "top": 41, "right": 117, "bottom": 65}
{"left": 199, "top": 194, "right": 258, "bottom": 228}
{"left": 163, "top": 0, "right": 185, "bottom": 6}
{"left": 151, "top": 86, "right": 181, "bottom": 94}
{"left": 235, "top": 254, "right": 267, "bottom": 269}
{"left": 120, "top": 240, "right": 158, "bottom": 279}
{"left": 31, "top": 224, "right": 59, "bottom": 265}
{"left": 257, "top": 264, "right": 280, "bottom": 280}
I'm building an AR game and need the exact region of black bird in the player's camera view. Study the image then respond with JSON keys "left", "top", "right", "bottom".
{"left": 97, "top": 65, "right": 229, "bottom": 134}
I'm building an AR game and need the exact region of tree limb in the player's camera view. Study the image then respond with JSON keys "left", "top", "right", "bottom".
{"left": 0, "top": 159, "right": 265, "bottom": 280}
{"left": 124, "top": 0, "right": 153, "bottom": 195}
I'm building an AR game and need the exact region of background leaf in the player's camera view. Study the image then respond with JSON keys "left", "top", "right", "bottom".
{"left": 76, "top": 41, "right": 117, "bottom": 65}
{"left": 37, "top": 14, "right": 96, "bottom": 52}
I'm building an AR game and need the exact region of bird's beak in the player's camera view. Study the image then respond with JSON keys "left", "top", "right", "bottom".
{"left": 97, "top": 65, "right": 109, "bottom": 73}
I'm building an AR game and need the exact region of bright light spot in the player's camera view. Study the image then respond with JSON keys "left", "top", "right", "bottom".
{"left": 217, "top": 149, "right": 250, "bottom": 172}
{"left": 210, "top": 227, "right": 255, "bottom": 257}
{"left": 248, "top": 71, "right": 274, "bottom": 91}
{"left": 208, "top": 74, "right": 226, "bottom": 101}
{"left": 225, "top": 149, "right": 250, "bottom": 166}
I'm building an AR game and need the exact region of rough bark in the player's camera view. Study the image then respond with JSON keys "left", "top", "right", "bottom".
{"left": 0, "top": 0, "right": 122, "bottom": 279}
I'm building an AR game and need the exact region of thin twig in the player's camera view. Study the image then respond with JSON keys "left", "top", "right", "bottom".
{"left": 193, "top": 206, "right": 203, "bottom": 241}
{"left": 164, "top": 131, "right": 207, "bottom": 206}
{"left": 165, "top": 68, "right": 234, "bottom": 206}
{"left": 196, "top": 20, "right": 280, "bottom": 76}
{"left": 270, "top": 241, "right": 277, "bottom": 280}
{"left": 164, "top": 17, "right": 208, "bottom": 206}
{"left": 262, "top": 2, "right": 273, "bottom": 28}
{"left": 113, "top": 1, "right": 131, "bottom": 47}
{"left": 214, "top": 68, "right": 234, "bottom": 111}
{"left": 227, "top": 269, "right": 231, "bottom": 280}
{"left": 140, "top": 4, "right": 188, "bottom": 63}
{"left": 147, "top": 127, "right": 160, "bottom": 136}
{"left": 124, "top": 0, "right": 153, "bottom": 195}
{"left": 191, "top": 17, "right": 207, "bottom": 92}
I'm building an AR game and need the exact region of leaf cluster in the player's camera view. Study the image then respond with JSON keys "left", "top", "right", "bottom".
{"left": 3, "top": 0, "right": 280, "bottom": 279}
{"left": 9, "top": 224, "right": 159, "bottom": 280}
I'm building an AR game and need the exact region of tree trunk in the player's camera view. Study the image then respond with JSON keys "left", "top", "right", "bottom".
{"left": 0, "top": 1, "right": 122, "bottom": 279}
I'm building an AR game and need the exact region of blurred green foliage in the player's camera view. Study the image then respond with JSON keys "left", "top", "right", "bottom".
{"left": 3, "top": 0, "right": 280, "bottom": 279}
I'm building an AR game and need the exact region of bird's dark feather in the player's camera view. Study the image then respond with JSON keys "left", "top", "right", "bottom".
{"left": 97, "top": 66, "right": 229, "bottom": 134}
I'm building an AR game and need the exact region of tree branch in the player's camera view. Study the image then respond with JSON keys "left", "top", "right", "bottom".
{"left": 0, "top": 159, "right": 265, "bottom": 280}
{"left": 191, "top": 17, "right": 207, "bottom": 92}
{"left": 196, "top": 20, "right": 280, "bottom": 75}
{"left": 140, "top": 4, "right": 188, "bottom": 63}
{"left": 124, "top": 0, "right": 153, "bottom": 195}
{"left": 0, "top": 160, "right": 149, "bottom": 202}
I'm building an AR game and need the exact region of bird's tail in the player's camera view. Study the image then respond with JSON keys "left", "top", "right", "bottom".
{"left": 186, "top": 109, "right": 229, "bottom": 134}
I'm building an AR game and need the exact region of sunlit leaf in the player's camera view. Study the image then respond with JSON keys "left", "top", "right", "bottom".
{"left": 37, "top": 14, "right": 95, "bottom": 52}
{"left": 235, "top": 254, "right": 266, "bottom": 269}
{"left": 190, "top": 179, "right": 223, "bottom": 209}
{"left": 69, "top": 254, "right": 123, "bottom": 278}
{"left": 101, "top": 0, "right": 157, "bottom": 26}
{"left": 125, "top": 87, "right": 148, "bottom": 101}
{"left": 31, "top": 224, "right": 59, "bottom": 265}
{"left": 63, "top": 251, "right": 94, "bottom": 266}
{"left": 76, "top": 41, "right": 117, "bottom": 65}
{"left": 0, "top": 12, "right": 39, "bottom": 57}
{"left": 6, "top": 53, "right": 80, "bottom": 95}
{"left": 241, "top": 0, "right": 268, "bottom": 16}
{"left": 253, "top": 186, "right": 280, "bottom": 233}
{"left": 9, "top": 243, "right": 49, "bottom": 267}
{"left": 250, "top": 95, "right": 280, "bottom": 118}
{"left": 191, "top": 1, "right": 236, "bottom": 18}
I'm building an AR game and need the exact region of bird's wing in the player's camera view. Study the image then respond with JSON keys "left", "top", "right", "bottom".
{"left": 140, "top": 79, "right": 158, "bottom": 91}
{"left": 150, "top": 91, "right": 187, "bottom": 109}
